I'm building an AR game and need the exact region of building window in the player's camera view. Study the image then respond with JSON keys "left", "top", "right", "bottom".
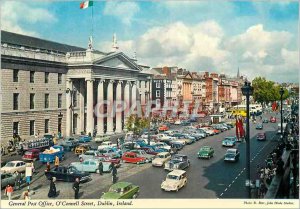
{"left": 58, "top": 73, "right": 62, "bottom": 84}
{"left": 58, "top": 94, "right": 62, "bottom": 108}
{"left": 13, "top": 122, "right": 19, "bottom": 136}
{"left": 45, "top": 119, "right": 49, "bottom": 133}
{"left": 139, "top": 81, "right": 141, "bottom": 88}
{"left": 13, "top": 69, "right": 19, "bottom": 82}
{"left": 73, "top": 92, "right": 77, "bottom": 107}
{"left": 156, "top": 90, "right": 160, "bottom": 97}
{"left": 45, "top": 94, "right": 49, "bottom": 109}
{"left": 13, "top": 93, "right": 19, "bottom": 110}
{"left": 30, "top": 93, "right": 35, "bottom": 109}
{"left": 156, "top": 82, "right": 161, "bottom": 88}
{"left": 45, "top": 72, "right": 49, "bottom": 83}
{"left": 30, "top": 71, "right": 35, "bottom": 83}
{"left": 30, "top": 120, "right": 35, "bottom": 136}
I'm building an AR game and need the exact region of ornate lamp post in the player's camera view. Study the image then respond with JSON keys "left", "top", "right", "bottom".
{"left": 66, "top": 87, "right": 77, "bottom": 135}
{"left": 241, "top": 81, "right": 254, "bottom": 198}
{"left": 279, "top": 87, "right": 284, "bottom": 142}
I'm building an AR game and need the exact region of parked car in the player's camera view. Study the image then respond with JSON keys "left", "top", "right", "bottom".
{"left": 122, "top": 152, "right": 146, "bottom": 164}
{"left": 59, "top": 140, "right": 77, "bottom": 152}
{"left": 78, "top": 135, "right": 92, "bottom": 143}
{"left": 152, "top": 152, "right": 172, "bottom": 167}
{"left": 79, "top": 150, "right": 100, "bottom": 161}
{"left": 97, "top": 155, "right": 121, "bottom": 168}
{"left": 139, "top": 147, "right": 159, "bottom": 155}
{"left": 222, "top": 137, "right": 237, "bottom": 147}
{"left": 158, "top": 125, "right": 169, "bottom": 132}
{"left": 99, "top": 147, "right": 122, "bottom": 158}
{"left": 97, "top": 141, "right": 117, "bottom": 150}
{"left": 95, "top": 135, "right": 111, "bottom": 143}
{"left": 1, "top": 173, "right": 17, "bottom": 189}
{"left": 45, "top": 166, "right": 91, "bottom": 182}
{"left": 174, "top": 120, "right": 181, "bottom": 125}
{"left": 270, "top": 116, "right": 276, "bottom": 123}
{"left": 257, "top": 133, "right": 267, "bottom": 141}
{"left": 164, "top": 154, "right": 190, "bottom": 171}
{"left": 181, "top": 120, "right": 191, "bottom": 126}
{"left": 256, "top": 123, "right": 263, "bottom": 130}
{"left": 22, "top": 149, "right": 40, "bottom": 161}
{"left": 70, "top": 159, "right": 112, "bottom": 173}
{"left": 75, "top": 144, "right": 91, "bottom": 155}
{"left": 0, "top": 161, "right": 26, "bottom": 173}
{"left": 131, "top": 149, "right": 155, "bottom": 163}
{"left": 198, "top": 146, "right": 214, "bottom": 159}
{"left": 161, "top": 169, "right": 187, "bottom": 192}
{"left": 199, "top": 127, "right": 215, "bottom": 136}
{"left": 262, "top": 118, "right": 269, "bottom": 123}
{"left": 224, "top": 149, "right": 240, "bottom": 162}
{"left": 101, "top": 182, "right": 139, "bottom": 199}
{"left": 170, "top": 142, "right": 184, "bottom": 150}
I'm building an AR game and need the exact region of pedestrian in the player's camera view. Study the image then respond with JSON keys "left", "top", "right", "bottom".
{"left": 111, "top": 163, "right": 117, "bottom": 183}
{"left": 48, "top": 177, "right": 57, "bottom": 198}
{"left": 98, "top": 161, "right": 103, "bottom": 175}
{"left": 22, "top": 189, "right": 30, "bottom": 200}
{"left": 46, "top": 162, "right": 51, "bottom": 172}
{"left": 14, "top": 171, "right": 22, "bottom": 190}
{"left": 25, "top": 165, "right": 33, "bottom": 186}
{"left": 5, "top": 184, "right": 13, "bottom": 200}
{"left": 73, "top": 178, "right": 80, "bottom": 199}
{"left": 54, "top": 156, "right": 59, "bottom": 168}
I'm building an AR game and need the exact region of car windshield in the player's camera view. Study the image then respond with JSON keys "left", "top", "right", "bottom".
{"left": 226, "top": 154, "right": 235, "bottom": 158}
{"left": 157, "top": 155, "right": 166, "bottom": 159}
{"left": 24, "top": 151, "right": 32, "bottom": 155}
{"left": 109, "top": 187, "right": 122, "bottom": 193}
{"left": 170, "top": 159, "right": 181, "bottom": 163}
{"left": 225, "top": 137, "right": 234, "bottom": 141}
{"left": 167, "top": 175, "right": 179, "bottom": 180}
{"left": 201, "top": 148, "right": 210, "bottom": 151}
{"left": 5, "top": 162, "right": 15, "bottom": 167}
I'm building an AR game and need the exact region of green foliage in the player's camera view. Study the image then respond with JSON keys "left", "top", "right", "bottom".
{"left": 125, "top": 115, "right": 150, "bottom": 135}
{"left": 252, "top": 77, "right": 289, "bottom": 105}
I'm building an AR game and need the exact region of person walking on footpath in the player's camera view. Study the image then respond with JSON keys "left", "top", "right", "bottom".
{"left": 73, "top": 178, "right": 80, "bottom": 199}
{"left": 111, "top": 163, "right": 118, "bottom": 183}
{"left": 5, "top": 184, "right": 13, "bottom": 200}
{"left": 54, "top": 156, "right": 59, "bottom": 168}
{"left": 48, "top": 177, "right": 57, "bottom": 198}
{"left": 14, "top": 171, "right": 21, "bottom": 190}
{"left": 46, "top": 162, "right": 51, "bottom": 172}
{"left": 98, "top": 161, "right": 103, "bottom": 175}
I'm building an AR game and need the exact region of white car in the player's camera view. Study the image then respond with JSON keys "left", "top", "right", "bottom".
{"left": 152, "top": 152, "right": 171, "bottom": 167}
{"left": 156, "top": 134, "right": 176, "bottom": 140}
{"left": 95, "top": 135, "right": 110, "bottom": 143}
{"left": 154, "top": 142, "right": 171, "bottom": 151}
{"left": 97, "top": 141, "right": 116, "bottom": 150}
{"left": 174, "top": 120, "right": 181, "bottom": 125}
{"left": 199, "top": 127, "right": 214, "bottom": 136}
{"left": 161, "top": 169, "right": 187, "bottom": 192}
{"left": 0, "top": 161, "right": 26, "bottom": 174}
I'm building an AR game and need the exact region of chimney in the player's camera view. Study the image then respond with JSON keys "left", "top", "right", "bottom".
{"left": 162, "top": 66, "right": 171, "bottom": 76}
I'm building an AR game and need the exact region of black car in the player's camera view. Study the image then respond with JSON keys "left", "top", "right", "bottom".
{"left": 262, "top": 118, "right": 269, "bottom": 123}
{"left": 170, "top": 141, "right": 184, "bottom": 150}
{"left": 45, "top": 166, "right": 91, "bottom": 182}
{"left": 164, "top": 154, "right": 190, "bottom": 171}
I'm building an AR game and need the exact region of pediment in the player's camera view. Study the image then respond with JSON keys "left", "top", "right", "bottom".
{"left": 184, "top": 72, "right": 193, "bottom": 79}
{"left": 93, "top": 52, "right": 141, "bottom": 71}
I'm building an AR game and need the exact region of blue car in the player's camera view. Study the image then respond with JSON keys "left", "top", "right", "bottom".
{"left": 79, "top": 135, "right": 92, "bottom": 143}
{"left": 222, "top": 137, "right": 236, "bottom": 147}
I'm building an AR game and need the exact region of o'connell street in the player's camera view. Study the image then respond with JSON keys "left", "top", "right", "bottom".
{"left": 1, "top": 0, "right": 299, "bottom": 201}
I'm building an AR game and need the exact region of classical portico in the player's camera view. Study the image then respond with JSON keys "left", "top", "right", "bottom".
{"left": 65, "top": 49, "right": 150, "bottom": 136}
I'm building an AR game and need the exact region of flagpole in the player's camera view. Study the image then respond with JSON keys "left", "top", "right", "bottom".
{"left": 92, "top": 2, "right": 94, "bottom": 44}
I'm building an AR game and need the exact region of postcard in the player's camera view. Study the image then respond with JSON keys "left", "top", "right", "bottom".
{"left": 1, "top": 0, "right": 299, "bottom": 209}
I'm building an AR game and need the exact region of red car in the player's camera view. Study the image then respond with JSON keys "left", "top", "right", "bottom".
{"left": 98, "top": 155, "right": 121, "bottom": 168}
{"left": 270, "top": 116, "right": 276, "bottom": 123}
{"left": 158, "top": 125, "right": 169, "bottom": 131}
{"left": 122, "top": 152, "right": 146, "bottom": 164}
{"left": 257, "top": 133, "right": 267, "bottom": 141}
{"left": 22, "top": 149, "right": 40, "bottom": 161}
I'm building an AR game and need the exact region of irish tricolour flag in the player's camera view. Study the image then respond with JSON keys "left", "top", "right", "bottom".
{"left": 80, "top": 1, "right": 93, "bottom": 9}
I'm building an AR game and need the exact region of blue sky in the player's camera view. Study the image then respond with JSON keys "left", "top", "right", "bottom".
{"left": 1, "top": 0, "right": 299, "bottom": 83}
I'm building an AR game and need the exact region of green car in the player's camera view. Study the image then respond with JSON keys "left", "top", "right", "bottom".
{"left": 198, "top": 146, "right": 214, "bottom": 159}
{"left": 101, "top": 182, "right": 139, "bottom": 199}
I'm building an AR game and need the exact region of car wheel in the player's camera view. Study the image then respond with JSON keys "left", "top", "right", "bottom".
{"left": 137, "top": 162, "right": 140, "bottom": 165}
{"left": 96, "top": 169, "right": 99, "bottom": 174}
{"left": 176, "top": 187, "right": 179, "bottom": 192}
{"left": 132, "top": 192, "right": 139, "bottom": 199}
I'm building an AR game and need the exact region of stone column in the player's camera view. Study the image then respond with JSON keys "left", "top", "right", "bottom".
{"left": 86, "top": 79, "right": 94, "bottom": 135}
{"left": 106, "top": 80, "right": 114, "bottom": 134}
{"left": 97, "top": 79, "right": 104, "bottom": 135}
{"left": 141, "top": 81, "right": 145, "bottom": 106}
{"left": 79, "top": 79, "right": 85, "bottom": 134}
{"left": 115, "top": 81, "right": 123, "bottom": 133}
{"left": 123, "top": 81, "right": 130, "bottom": 129}
{"left": 66, "top": 79, "right": 72, "bottom": 137}
{"left": 132, "top": 81, "right": 137, "bottom": 106}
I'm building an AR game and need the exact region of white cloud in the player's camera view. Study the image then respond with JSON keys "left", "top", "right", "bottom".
{"left": 1, "top": 1, "right": 56, "bottom": 36}
{"left": 103, "top": 1, "right": 140, "bottom": 25}
{"left": 98, "top": 21, "right": 298, "bottom": 83}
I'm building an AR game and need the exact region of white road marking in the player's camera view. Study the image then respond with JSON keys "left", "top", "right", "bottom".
{"left": 224, "top": 188, "right": 228, "bottom": 191}
{"left": 220, "top": 193, "right": 224, "bottom": 196}
{"left": 228, "top": 184, "right": 231, "bottom": 187}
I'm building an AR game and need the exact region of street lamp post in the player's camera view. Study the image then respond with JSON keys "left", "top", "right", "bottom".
{"left": 66, "top": 87, "right": 77, "bottom": 135}
{"left": 241, "top": 81, "right": 254, "bottom": 198}
{"left": 145, "top": 90, "right": 151, "bottom": 145}
{"left": 279, "top": 87, "right": 284, "bottom": 143}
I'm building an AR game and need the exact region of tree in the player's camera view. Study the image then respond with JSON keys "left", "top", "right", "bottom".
{"left": 125, "top": 115, "right": 150, "bottom": 136}
{"left": 252, "top": 77, "right": 289, "bottom": 106}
